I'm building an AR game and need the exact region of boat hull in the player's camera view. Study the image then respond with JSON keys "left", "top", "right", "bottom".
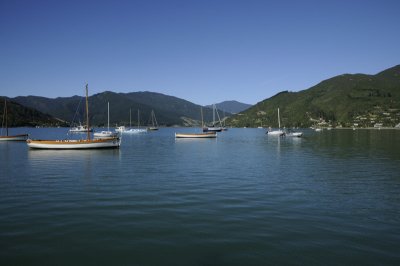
{"left": 115, "top": 126, "right": 126, "bottom": 133}
{"left": 69, "top": 128, "right": 93, "bottom": 133}
{"left": 175, "top": 132, "right": 217, "bottom": 138}
{"left": 122, "top": 129, "right": 148, "bottom": 134}
{"left": 93, "top": 131, "right": 119, "bottom": 138}
{"left": 203, "top": 127, "right": 222, "bottom": 132}
{"left": 267, "top": 130, "right": 285, "bottom": 136}
{"left": 0, "top": 134, "right": 29, "bottom": 141}
{"left": 287, "top": 132, "right": 303, "bottom": 137}
{"left": 27, "top": 138, "right": 121, "bottom": 149}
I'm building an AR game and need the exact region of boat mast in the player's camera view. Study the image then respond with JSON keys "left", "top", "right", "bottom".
{"left": 212, "top": 104, "right": 216, "bottom": 126}
{"left": 201, "top": 107, "right": 204, "bottom": 128}
{"left": 215, "top": 105, "right": 222, "bottom": 127}
{"left": 130, "top": 108, "right": 132, "bottom": 128}
{"left": 85, "top": 84, "right": 90, "bottom": 140}
{"left": 137, "top": 109, "right": 140, "bottom": 128}
{"left": 107, "top": 102, "right": 110, "bottom": 131}
{"left": 151, "top": 110, "right": 158, "bottom": 127}
{"left": 223, "top": 109, "right": 226, "bottom": 127}
{"left": 278, "top": 107, "right": 281, "bottom": 129}
{"left": 3, "top": 99, "right": 8, "bottom": 136}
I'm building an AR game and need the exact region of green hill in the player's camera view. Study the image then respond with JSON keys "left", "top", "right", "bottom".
{"left": 206, "top": 101, "right": 252, "bottom": 114}
{"left": 0, "top": 97, "right": 67, "bottom": 127}
{"left": 12, "top": 91, "right": 231, "bottom": 127}
{"left": 227, "top": 65, "right": 400, "bottom": 128}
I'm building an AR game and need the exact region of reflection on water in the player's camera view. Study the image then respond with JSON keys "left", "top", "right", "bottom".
{"left": 1, "top": 127, "right": 400, "bottom": 265}
{"left": 310, "top": 129, "right": 400, "bottom": 160}
{"left": 27, "top": 148, "right": 121, "bottom": 181}
{"left": 27, "top": 148, "right": 121, "bottom": 162}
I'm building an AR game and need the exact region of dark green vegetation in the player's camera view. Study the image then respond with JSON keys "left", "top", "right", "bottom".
{"left": 11, "top": 92, "right": 231, "bottom": 127}
{"left": 206, "top": 101, "right": 252, "bottom": 114}
{"left": 227, "top": 65, "right": 400, "bottom": 128}
{"left": 0, "top": 97, "right": 67, "bottom": 127}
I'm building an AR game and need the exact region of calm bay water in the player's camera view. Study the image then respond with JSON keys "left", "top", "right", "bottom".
{"left": 1, "top": 127, "right": 400, "bottom": 265}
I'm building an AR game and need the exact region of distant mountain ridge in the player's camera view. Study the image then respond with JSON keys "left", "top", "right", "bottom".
{"left": 11, "top": 91, "right": 233, "bottom": 127}
{"left": 227, "top": 65, "right": 400, "bottom": 128}
{"left": 0, "top": 97, "right": 67, "bottom": 127}
{"left": 206, "top": 101, "right": 252, "bottom": 114}
{"left": 5, "top": 65, "right": 399, "bottom": 128}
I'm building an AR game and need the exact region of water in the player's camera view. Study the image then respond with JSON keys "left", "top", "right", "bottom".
{"left": 1, "top": 128, "right": 400, "bottom": 265}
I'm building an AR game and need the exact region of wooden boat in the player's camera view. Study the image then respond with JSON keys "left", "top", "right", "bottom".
{"left": 176, "top": 108, "right": 217, "bottom": 138}
{"left": 94, "top": 102, "right": 119, "bottom": 139}
{"left": 267, "top": 108, "right": 285, "bottom": 136}
{"left": 175, "top": 132, "right": 217, "bottom": 138}
{"left": 0, "top": 99, "right": 28, "bottom": 141}
{"left": 27, "top": 84, "right": 121, "bottom": 149}
{"left": 27, "top": 138, "right": 121, "bottom": 149}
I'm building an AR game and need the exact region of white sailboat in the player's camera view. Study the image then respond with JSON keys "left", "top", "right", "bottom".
{"left": 115, "top": 109, "right": 130, "bottom": 133}
{"left": 148, "top": 110, "right": 159, "bottom": 130}
{"left": 27, "top": 84, "right": 121, "bottom": 149}
{"left": 94, "top": 102, "right": 119, "bottom": 139}
{"left": 0, "top": 99, "right": 29, "bottom": 141}
{"left": 286, "top": 131, "right": 303, "bottom": 137}
{"left": 124, "top": 109, "right": 148, "bottom": 134}
{"left": 267, "top": 108, "right": 285, "bottom": 136}
{"left": 203, "top": 104, "right": 223, "bottom": 132}
{"left": 115, "top": 125, "right": 126, "bottom": 133}
{"left": 69, "top": 123, "right": 93, "bottom": 133}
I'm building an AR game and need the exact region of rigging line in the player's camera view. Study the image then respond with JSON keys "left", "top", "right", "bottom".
{"left": 1, "top": 99, "right": 6, "bottom": 136}
{"left": 70, "top": 97, "right": 83, "bottom": 128}
{"left": 67, "top": 96, "right": 84, "bottom": 138}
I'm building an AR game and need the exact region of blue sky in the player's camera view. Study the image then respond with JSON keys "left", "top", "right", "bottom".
{"left": 1, "top": 0, "right": 399, "bottom": 105}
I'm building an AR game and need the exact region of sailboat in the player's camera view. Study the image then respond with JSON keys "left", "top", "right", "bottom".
{"left": 27, "top": 84, "right": 121, "bottom": 149}
{"left": 123, "top": 109, "right": 147, "bottom": 134}
{"left": 69, "top": 122, "right": 93, "bottom": 133}
{"left": 203, "top": 104, "right": 223, "bottom": 132}
{"left": 286, "top": 126, "right": 303, "bottom": 137}
{"left": 0, "top": 99, "right": 29, "bottom": 141}
{"left": 69, "top": 96, "right": 93, "bottom": 133}
{"left": 286, "top": 131, "right": 303, "bottom": 137}
{"left": 115, "top": 125, "right": 126, "bottom": 133}
{"left": 175, "top": 107, "right": 217, "bottom": 138}
{"left": 267, "top": 108, "right": 285, "bottom": 136}
{"left": 148, "top": 110, "right": 159, "bottom": 130}
{"left": 93, "top": 102, "right": 119, "bottom": 139}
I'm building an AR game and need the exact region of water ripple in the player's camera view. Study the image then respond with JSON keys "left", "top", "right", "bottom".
{"left": 1, "top": 128, "right": 400, "bottom": 265}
